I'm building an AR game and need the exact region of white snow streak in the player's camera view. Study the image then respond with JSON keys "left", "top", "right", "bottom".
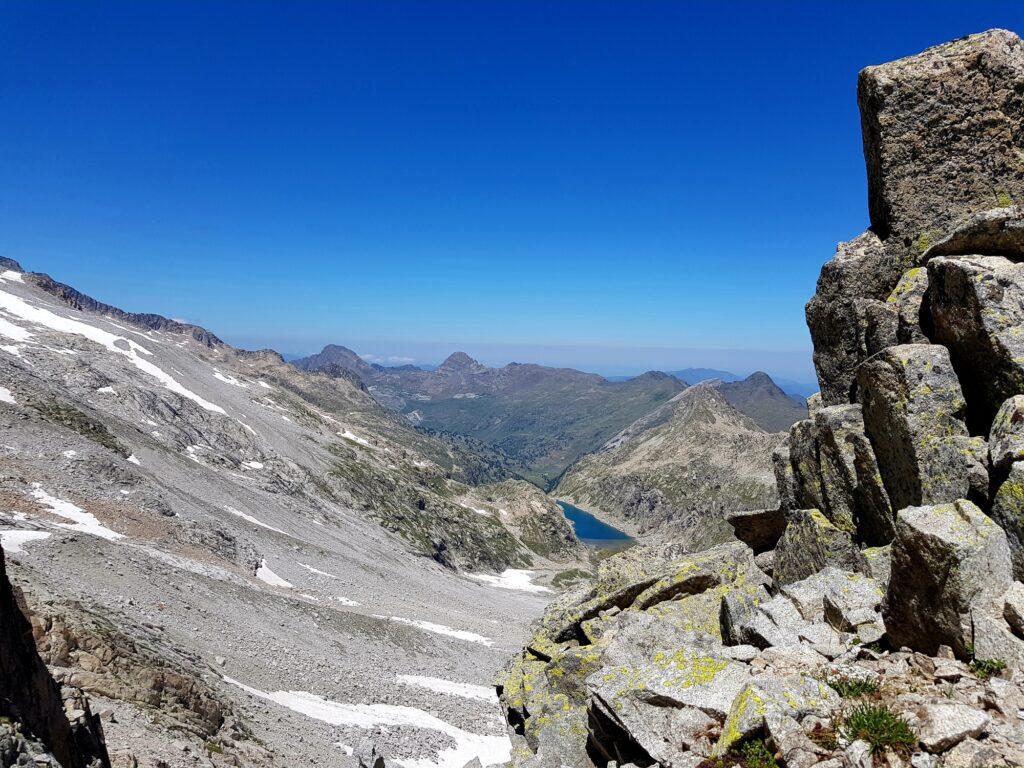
{"left": 225, "top": 506, "right": 289, "bottom": 536}
{"left": 96, "top": 386, "right": 117, "bottom": 394}
{"left": 297, "top": 562, "right": 337, "bottom": 579}
{"left": 385, "top": 616, "right": 493, "bottom": 646}
{"left": 127, "top": 455, "right": 141, "bottom": 465}
{"left": 222, "top": 677, "right": 510, "bottom": 768}
{"left": 469, "top": 569, "right": 551, "bottom": 593}
{"left": 255, "top": 560, "right": 293, "bottom": 588}
{"left": 214, "top": 370, "right": 247, "bottom": 387}
{"left": 0, "top": 387, "right": 16, "bottom": 405}
{"left": 0, "top": 317, "right": 33, "bottom": 342}
{"left": 0, "top": 288, "right": 226, "bottom": 414}
{"left": 396, "top": 675, "right": 497, "bottom": 703}
{"left": 30, "top": 485, "right": 122, "bottom": 540}
{"left": 242, "top": 461, "right": 264, "bottom": 469}
{"left": 340, "top": 430, "right": 372, "bottom": 447}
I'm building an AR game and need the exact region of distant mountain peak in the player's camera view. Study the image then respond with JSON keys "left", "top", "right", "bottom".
{"left": 438, "top": 351, "right": 485, "bottom": 372}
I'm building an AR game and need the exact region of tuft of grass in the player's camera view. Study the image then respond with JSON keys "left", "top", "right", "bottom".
{"left": 739, "top": 740, "right": 780, "bottom": 768}
{"left": 840, "top": 703, "right": 916, "bottom": 756}
{"left": 826, "top": 676, "right": 878, "bottom": 698}
{"left": 969, "top": 657, "right": 1006, "bottom": 681}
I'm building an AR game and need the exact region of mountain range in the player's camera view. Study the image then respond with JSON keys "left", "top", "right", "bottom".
{"left": 294, "top": 346, "right": 807, "bottom": 487}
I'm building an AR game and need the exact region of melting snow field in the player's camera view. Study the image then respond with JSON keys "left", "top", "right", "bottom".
{"left": 223, "top": 677, "right": 511, "bottom": 768}
{"left": 469, "top": 569, "right": 551, "bottom": 594}
{"left": 256, "top": 560, "right": 294, "bottom": 588}
{"left": 0, "top": 287, "right": 227, "bottom": 414}
{"left": 384, "top": 616, "right": 493, "bottom": 646}
{"left": 30, "top": 485, "right": 122, "bottom": 541}
{"left": 225, "top": 506, "right": 289, "bottom": 536}
{"left": 0, "top": 386, "right": 16, "bottom": 405}
{"left": 396, "top": 675, "right": 497, "bottom": 703}
{"left": 0, "top": 529, "right": 52, "bottom": 553}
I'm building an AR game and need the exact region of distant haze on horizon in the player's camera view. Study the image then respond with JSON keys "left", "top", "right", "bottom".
{"left": 232, "top": 335, "right": 818, "bottom": 383}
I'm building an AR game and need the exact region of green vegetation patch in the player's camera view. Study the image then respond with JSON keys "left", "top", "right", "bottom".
{"left": 840, "top": 703, "right": 916, "bottom": 756}
{"left": 26, "top": 396, "right": 128, "bottom": 457}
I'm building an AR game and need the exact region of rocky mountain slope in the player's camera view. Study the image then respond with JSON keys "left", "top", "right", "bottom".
{"left": 295, "top": 348, "right": 686, "bottom": 488}
{"left": 717, "top": 372, "right": 808, "bottom": 433}
{"left": 554, "top": 383, "right": 783, "bottom": 547}
{"left": 499, "top": 29, "right": 1024, "bottom": 768}
{"left": 0, "top": 258, "right": 587, "bottom": 766}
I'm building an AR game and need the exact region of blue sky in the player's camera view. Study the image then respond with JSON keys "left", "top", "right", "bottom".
{"left": 3, "top": 2, "right": 1022, "bottom": 380}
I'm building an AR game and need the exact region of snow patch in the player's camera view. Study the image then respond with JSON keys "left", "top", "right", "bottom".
{"left": 241, "top": 461, "right": 264, "bottom": 469}
{"left": 0, "top": 288, "right": 227, "bottom": 414}
{"left": 396, "top": 675, "right": 497, "bottom": 703}
{"left": 297, "top": 562, "right": 337, "bottom": 579}
{"left": 0, "top": 317, "right": 33, "bottom": 342}
{"left": 0, "top": 529, "right": 52, "bottom": 553}
{"left": 469, "top": 569, "right": 551, "bottom": 594}
{"left": 334, "top": 596, "right": 360, "bottom": 607}
{"left": 62, "top": 450, "right": 77, "bottom": 458}
{"left": 340, "top": 430, "right": 372, "bottom": 448}
{"left": 214, "top": 370, "right": 247, "bottom": 388}
{"left": 96, "top": 386, "right": 117, "bottom": 394}
{"left": 255, "top": 560, "right": 293, "bottom": 588}
{"left": 0, "top": 387, "right": 16, "bottom": 405}
{"left": 127, "top": 455, "right": 141, "bottom": 466}
{"left": 0, "top": 344, "right": 22, "bottom": 356}
{"left": 0, "top": 270, "right": 24, "bottom": 283}
{"left": 225, "top": 506, "right": 289, "bottom": 536}
{"left": 385, "top": 616, "right": 493, "bottom": 646}
{"left": 222, "top": 677, "right": 510, "bottom": 768}
{"left": 30, "top": 485, "right": 122, "bottom": 540}
{"left": 258, "top": 381, "right": 273, "bottom": 389}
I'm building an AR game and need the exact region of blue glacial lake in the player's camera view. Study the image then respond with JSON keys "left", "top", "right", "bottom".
{"left": 557, "top": 501, "right": 634, "bottom": 550}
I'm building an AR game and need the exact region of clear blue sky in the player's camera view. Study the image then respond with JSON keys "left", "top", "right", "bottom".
{"left": 3, "top": 2, "right": 1022, "bottom": 380}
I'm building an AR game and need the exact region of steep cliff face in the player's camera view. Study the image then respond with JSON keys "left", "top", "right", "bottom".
{"left": 499, "top": 30, "right": 1024, "bottom": 768}
{"left": 0, "top": 549, "right": 110, "bottom": 768}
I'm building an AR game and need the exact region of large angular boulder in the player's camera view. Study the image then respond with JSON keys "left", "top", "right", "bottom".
{"left": 806, "top": 232, "right": 904, "bottom": 405}
{"left": 886, "top": 266, "right": 931, "bottom": 344}
{"left": 929, "top": 255, "right": 1024, "bottom": 433}
{"left": 773, "top": 508, "right": 864, "bottom": 586}
{"left": 885, "top": 500, "right": 1013, "bottom": 656}
{"left": 991, "top": 462, "right": 1024, "bottom": 581}
{"left": 772, "top": 437, "right": 798, "bottom": 511}
{"left": 725, "top": 508, "right": 786, "bottom": 554}
{"left": 990, "top": 396, "right": 1024, "bottom": 471}
{"left": 856, "top": 344, "right": 977, "bottom": 511}
{"left": 858, "top": 29, "right": 1024, "bottom": 246}
{"left": 814, "top": 405, "right": 895, "bottom": 543}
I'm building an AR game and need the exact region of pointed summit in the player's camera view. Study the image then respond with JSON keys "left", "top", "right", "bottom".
{"left": 438, "top": 351, "right": 486, "bottom": 373}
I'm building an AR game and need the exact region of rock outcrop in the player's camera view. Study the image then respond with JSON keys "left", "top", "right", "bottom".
{"left": 0, "top": 549, "right": 110, "bottom": 768}
{"left": 500, "top": 29, "right": 1024, "bottom": 768}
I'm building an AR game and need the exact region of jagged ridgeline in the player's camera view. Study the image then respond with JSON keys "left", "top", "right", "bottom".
{"left": 499, "top": 29, "right": 1024, "bottom": 768}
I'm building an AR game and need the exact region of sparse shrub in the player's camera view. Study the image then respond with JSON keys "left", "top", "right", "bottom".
{"left": 840, "top": 703, "right": 916, "bottom": 756}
